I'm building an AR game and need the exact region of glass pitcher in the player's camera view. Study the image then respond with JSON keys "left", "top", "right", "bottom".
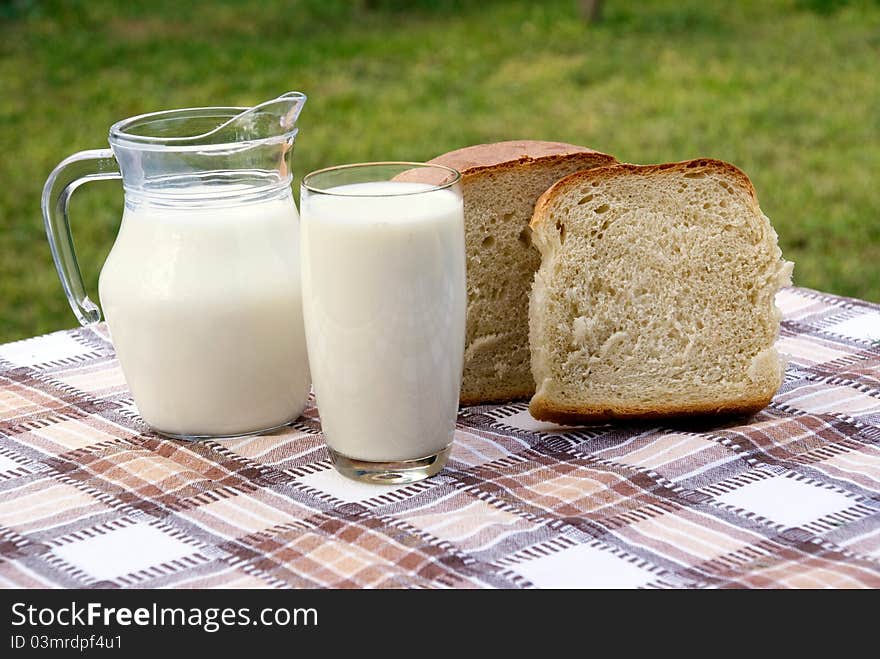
{"left": 42, "top": 92, "right": 311, "bottom": 440}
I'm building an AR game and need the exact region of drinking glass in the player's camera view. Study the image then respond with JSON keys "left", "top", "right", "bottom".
{"left": 300, "top": 162, "right": 465, "bottom": 483}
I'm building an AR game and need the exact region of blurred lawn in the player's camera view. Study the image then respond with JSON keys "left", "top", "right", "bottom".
{"left": 1, "top": 0, "right": 878, "bottom": 343}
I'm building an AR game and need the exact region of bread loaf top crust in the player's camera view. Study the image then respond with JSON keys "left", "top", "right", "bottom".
{"left": 430, "top": 140, "right": 617, "bottom": 178}
{"left": 531, "top": 158, "right": 760, "bottom": 231}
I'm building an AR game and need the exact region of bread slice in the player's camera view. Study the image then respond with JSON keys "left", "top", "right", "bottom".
{"left": 428, "top": 141, "right": 618, "bottom": 405}
{"left": 528, "top": 158, "right": 793, "bottom": 424}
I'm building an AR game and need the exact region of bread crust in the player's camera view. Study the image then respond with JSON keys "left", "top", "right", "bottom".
{"left": 531, "top": 158, "right": 760, "bottom": 231}
{"left": 528, "top": 393, "right": 774, "bottom": 425}
{"left": 429, "top": 140, "right": 617, "bottom": 179}
{"left": 459, "top": 387, "right": 533, "bottom": 407}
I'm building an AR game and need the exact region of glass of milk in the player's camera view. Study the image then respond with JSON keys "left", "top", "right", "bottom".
{"left": 41, "top": 92, "right": 312, "bottom": 439}
{"left": 300, "top": 163, "right": 466, "bottom": 484}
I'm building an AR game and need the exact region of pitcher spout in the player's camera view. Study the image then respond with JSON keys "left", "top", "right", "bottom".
{"left": 209, "top": 91, "right": 307, "bottom": 144}
{"left": 259, "top": 91, "right": 307, "bottom": 132}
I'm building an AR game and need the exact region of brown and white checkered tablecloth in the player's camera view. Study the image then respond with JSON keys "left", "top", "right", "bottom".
{"left": 1, "top": 286, "right": 879, "bottom": 589}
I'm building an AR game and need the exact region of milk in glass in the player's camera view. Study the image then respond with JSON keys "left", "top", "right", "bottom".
{"left": 301, "top": 182, "right": 466, "bottom": 462}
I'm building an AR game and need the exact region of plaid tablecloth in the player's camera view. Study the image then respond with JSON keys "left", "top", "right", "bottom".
{"left": 1, "top": 286, "right": 878, "bottom": 589}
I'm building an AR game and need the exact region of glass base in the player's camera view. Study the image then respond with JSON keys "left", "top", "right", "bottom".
{"left": 151, "top": 418, "right": 296, "bottom": 442}
{"left": 329, "top": 445, "right": 452, "bottom": 484}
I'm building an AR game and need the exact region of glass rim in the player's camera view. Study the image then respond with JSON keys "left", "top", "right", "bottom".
{"left": 301, "top": 161, "right": 461, "bottom": 197}
{"left": 108, "top": 104, "right": 300, "bottom": 151}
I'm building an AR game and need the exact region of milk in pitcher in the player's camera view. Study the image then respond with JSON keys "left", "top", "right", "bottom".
{"left": 99, "top": 186, "right": 310, "bottom": 438}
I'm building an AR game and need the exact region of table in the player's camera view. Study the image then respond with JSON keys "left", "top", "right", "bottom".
{"left": 1, "top": 286, "right": 878, "bottom": 588}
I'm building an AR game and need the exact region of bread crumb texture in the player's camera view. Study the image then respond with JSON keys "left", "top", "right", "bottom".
{"left": 429, "top": 142, "right": 617, "bottom": 404}
{"left": 529, "top": 159, "right": 794, "bottom": 423}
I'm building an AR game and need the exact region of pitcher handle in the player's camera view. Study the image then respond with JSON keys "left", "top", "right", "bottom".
{"left": 41, "top": 149, "right": 121, "bottom": 326}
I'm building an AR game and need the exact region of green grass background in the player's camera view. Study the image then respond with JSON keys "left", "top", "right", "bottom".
{"left": 1, "top": 0, "right": 878, "bottom": 343}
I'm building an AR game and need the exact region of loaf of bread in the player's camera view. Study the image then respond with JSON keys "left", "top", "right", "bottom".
{"left": 428, "top": 141, "right": 618, "bottom": 404}
{"left": 528, "top": 158, "right": 793, "bottom": 423}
